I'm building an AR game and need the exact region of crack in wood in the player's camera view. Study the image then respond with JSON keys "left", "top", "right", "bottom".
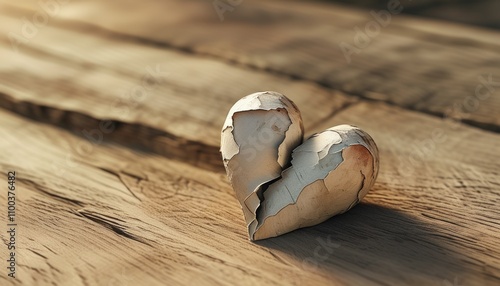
{"left": 20, "top": 178, "right": 85, "bottom": 207}
{"left": 95, "top": 167, "right": 143, "bottom": 202}
{"left": 76, "top": 210, "right": 153, "bottom": 247}
{"left": 0, "top": 92, "right": 224, "bottom": 173}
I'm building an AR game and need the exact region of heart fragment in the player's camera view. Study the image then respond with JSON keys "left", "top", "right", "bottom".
{"left": 221, "top": 92, "right": 379, "bottom": 240}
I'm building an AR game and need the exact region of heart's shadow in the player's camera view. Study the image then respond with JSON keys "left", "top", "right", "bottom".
{"left": 256, "top": 203, "right": 467, "bottom": 283}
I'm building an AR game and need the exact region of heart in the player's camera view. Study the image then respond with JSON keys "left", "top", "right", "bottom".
{"left": 221, "top": 91, "right": 379, "bottom": 240}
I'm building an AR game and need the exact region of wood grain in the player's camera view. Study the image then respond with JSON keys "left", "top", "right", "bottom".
{"left": 1, "top": 99, "right": 499, "bottom": 285}
{"left": 0, "top": 0, "right": 498, "bottom": 285}
{"left": 0, "top": 108, "right": 322, "bottom": 286}
{"left": 0, "top": 12, "right": 354, "bottom": 171}
{"left": 1, "top": 0, "right": 499, "bottom": 131}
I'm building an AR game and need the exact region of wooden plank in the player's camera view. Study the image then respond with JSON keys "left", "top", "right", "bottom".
{"left": 0, "top": 13, "right": 355, "bottom": 171}
{"left": 0, "top": 1, "right": 498, "bottom": 285}
{"left": 307, "top": 101, "right": 500, "bottom": 285}
{"left": 0, "top": 108, "right": 329, "bottom": 286}
{"left": 1, "top": 98, "right": 499, "bottom": 284}
{"left": 1, "top": 0, "right": 499, "bottom": 131}
{"left": 405, "top": 0, "right": 500, "bottom": 30}
{"left": 323, "top": 0, "right": 500, "bottom": 29}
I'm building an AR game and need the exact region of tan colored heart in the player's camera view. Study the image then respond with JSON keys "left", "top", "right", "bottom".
{"left": 221, "top": 91, "right": 379, "bottom": 240}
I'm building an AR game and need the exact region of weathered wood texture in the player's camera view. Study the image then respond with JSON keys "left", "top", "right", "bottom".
{"left": 2, "top": 0, "right": 499, "bottom": 131}
{"left": 0, "top": 0, "right": 499, "bottom": 285}
{"left": 1, "top": 101, "right": 499, "bottom": 285}
{"left": 0, "top": 11, "right": 354, "bottom": 171}
{"left": 329, "top": 0, "right": 500, "bottom": 29}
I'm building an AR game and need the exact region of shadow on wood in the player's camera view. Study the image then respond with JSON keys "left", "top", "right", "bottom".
{"left": 257, "top": 203, "right": 468, "bottom": 284}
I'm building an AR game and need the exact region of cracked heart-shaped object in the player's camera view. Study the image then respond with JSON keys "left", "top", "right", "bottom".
{"left": 221, "top": 91, "right": 379, "bottom": 240}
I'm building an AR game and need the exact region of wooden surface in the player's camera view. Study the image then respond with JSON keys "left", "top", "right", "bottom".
{"left": 3, "top": 0, "right": 500, "bottom": 131}
{"left": 0, "top": 0, "right": 499, "bottom": 285}
{"left": 329, "top": 0, "right": 500, "bottom": 29}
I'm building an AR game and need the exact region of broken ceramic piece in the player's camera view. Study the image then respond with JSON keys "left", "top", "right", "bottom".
{"left": 221, "top": 91, "right": 304, "bottom": 234}
{"left": 221, "top": 92, "right": 379, "bottom": 240}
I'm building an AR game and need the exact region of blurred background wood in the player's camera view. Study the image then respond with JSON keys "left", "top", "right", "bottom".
{"left": 326, "top": 0, "right": 500, "bottom": 29}
{"left": 0, "top": 0, "right": 499, "bottom": 285}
